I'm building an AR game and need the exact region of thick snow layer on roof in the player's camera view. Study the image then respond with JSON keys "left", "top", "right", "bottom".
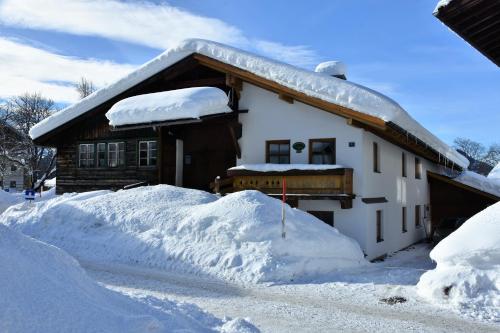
{"left": 0, "top": 224, "right": 243, "bottom": 332}
{"left": 434, "top": 0, "right": 454, "bottom": 14}
{"left": 488, "top": 162, "right": 500, "bottom": 179}
{"left": 29, "top": 39, "right": 468, "bottom": 168}
{"left": 106, "top": 87, "right": 232, "bottom": 127}
{"left": 314, "top": 61, "right": 347, "bottom": 77}
{"left": 1, "top": 185, "right": 366, "bottom": 284}
{"left": 229, "top": 163, "right": 344, "bottom": 172}
{"left": 417, "top": 202, "right": 500, "bottom": 321}
{"left": 453, "top": 171, "right": 500, "bottom": 198}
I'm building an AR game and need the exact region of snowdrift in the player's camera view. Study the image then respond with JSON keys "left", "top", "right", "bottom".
{"left": 417, "top": 202, "right": 500, "bottom": 321}
{"left": 0, "top": 190, "right": 21, "bottom": 213}
{"left": 1, "top": 185, "right": 365, "bottom": 284}
{"left": 0, "top": 224, "right": 255, "bottom": 333}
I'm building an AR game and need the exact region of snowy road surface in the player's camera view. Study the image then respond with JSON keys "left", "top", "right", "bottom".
{"left": 84, "top": 245, "right": 500, "bottom": 333}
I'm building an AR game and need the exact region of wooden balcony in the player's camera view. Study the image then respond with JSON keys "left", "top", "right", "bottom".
{"left": 212, "top": 167, "right": 354, "bottom": 209}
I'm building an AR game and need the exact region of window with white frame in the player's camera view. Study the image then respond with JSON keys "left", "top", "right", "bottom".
{"left": 139, "top": 141, "right": 157, "bottom": 166}
{"left": 79, "top": 143, "right": 95, "bottom": 168}
{"left": 108, "top": 142, "right": 125, "bottom": 167}
{"left": 97, "top": 143, "right": 106, "bottom": 167}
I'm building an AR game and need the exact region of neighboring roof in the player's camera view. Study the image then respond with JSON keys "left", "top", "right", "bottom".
{"left": 428, "top": 171, "right": 500, "bottom": 201}
{"left": 106, "top": 87, "right": 232, "bottom": 127}
{"left": 488, "top": 162, "right": 500, "bottom": 179}
{"left": 29, "top": 39, "right": 468, "bottom": 168}
{"left": 434, "top": 0, "right": 500, "bottom": 67}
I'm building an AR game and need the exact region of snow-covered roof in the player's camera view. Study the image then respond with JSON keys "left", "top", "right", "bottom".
{"left": 29, "top": 39, "right": 468, "bottom": 168}
{"left": 106, "top": 87, "right": 231, "bottom": 127}
{"left": 229, "top": 164, "right": 345, "bottom": 173}
{"left": 488, "top": 162, "right": 500, "bottom": 180}
{"left": 453, "top": 171, "right": 500, "bottom": 198}
{"left": 314, "top": 61, "right": 347, "bottom": 77}
{"left": 433, "top": 0, "right": 453, "bottom": 14}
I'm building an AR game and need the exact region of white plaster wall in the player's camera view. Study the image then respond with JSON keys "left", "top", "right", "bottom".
{"left": 238, "top": 83, "right": 370, "bottom": 254}
{"left": 361, "top": 131, "right": 437, "bottom": 259}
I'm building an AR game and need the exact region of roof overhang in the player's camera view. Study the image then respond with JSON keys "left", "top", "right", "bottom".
{"left": 434, "top": 0, "right": 500, "bottom": 67}
{"left": 428, "top": 171, "right": 500, "bottom": 201}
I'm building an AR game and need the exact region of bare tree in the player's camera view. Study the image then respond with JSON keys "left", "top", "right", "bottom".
{"left": 0, "top": 93, "right": 56, "bottom": 188}
{"left": 454, "top": 137, "right": 500, "bottom": 175}
{"left": 453, "top": 138, "right": 486, "bottom": 162}
{"left": 76, "top": 77, "right": 96, "bottom": 99}
{"left": 484, "top": 143, "right": 500, "bottom": 167}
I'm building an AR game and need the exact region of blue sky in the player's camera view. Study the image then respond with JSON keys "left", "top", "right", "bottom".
{"left": 0, "top": 0, "right": 498, "bottom": 147}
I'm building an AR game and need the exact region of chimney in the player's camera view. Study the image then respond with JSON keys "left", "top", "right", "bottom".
{"left": 314, "top": 61, "right": 347, "bottom": 80}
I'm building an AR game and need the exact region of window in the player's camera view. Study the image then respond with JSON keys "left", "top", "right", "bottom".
{"left": 266, "top": 140, "right": 290, "bottom": 164}
{"left": 376, "top": 210, "right": 383, "bottom": 242}
{"left": 10, "top": 164, "right": 17, "bottom": 172}
{"left": 373, "top": 142, "right": 380, "bottom": 173}
{"left": 79, "top": 144, "right": 95, "bottom": 168}
{"left": 308, "top": 211, "right": 334, "bottom": 227}
{"left": 309, "top": 138, "right": 336, "bottom": 164}
{"left": 415, "top": 157, "right": 422, "bottom": 179}
{"left": 415, "top": 205, "right": 421, "bottom": 227}
{"left": 402, "top": 207, "right": 407, "bottom": 233}
{"left": 108, "top": 142, "right": 125, "bottom": 167}
{"left": 97, "top": 143, "right": 106, "bottom": 168}
{"left": 9, "top": 181, "right": 16, "bottom": 188}
{"left": 402, "top": 152, "right": 407, "bottom": 177}
{"left": 139, "top": 141, "right": 157, "bottom": 166}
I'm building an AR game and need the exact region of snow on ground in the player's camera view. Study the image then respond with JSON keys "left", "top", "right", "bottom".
{"left": 29, "top": 39, "right": 467, "bottom": 168}
{"left": 418, "top": 202, "right": 500, "bottom": 322}
{"left": 85, "top": 244, "right": 499, "bottom": 333}
{"left": 1, "top": 185, "right": 365, "bottom": 284}
{"left": 0, "top": 187, "right": 57, "bottom": 213}
{"left": 229, "top": 163, "right": 345, "bottom": 172}
{"left": 453, "top": 171, "right": 500, "bottom": 198}
{"left": 0, "top": 223, "right": 258, "bottom": 333}
{"left": 106, "top": 87, "right": 232, "bottom": 127}
{"left": 489, "top": 162, "right": 500, "bottom": 179}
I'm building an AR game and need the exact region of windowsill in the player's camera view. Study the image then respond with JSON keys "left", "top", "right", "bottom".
{"left": 402, "top": 230, "right": 408, "bottom": 233}
{"left": 415, "top": 225, "right": 422, "bottom": 229}
{"left": 373, "top": 171, "right": 381, "bottom": 174}
{"left": 376, "top": 238, "right": 384, "bottom": 243}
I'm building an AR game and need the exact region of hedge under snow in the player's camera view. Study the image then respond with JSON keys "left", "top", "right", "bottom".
{"left": 417, "top": 202, "right": 500, "bottom": 321}
{"left": 1, "top": 185, "right": 365, "bottom": 284}
{"left": 0, "top": 224, "right": 254, "bottom": 333}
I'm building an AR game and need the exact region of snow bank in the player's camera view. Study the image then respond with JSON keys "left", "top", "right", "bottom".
{"left": 1, "top": 185, "right": 365, "bottom": 284}
{"left": 0, "top": 190, "right": 22, "bottom": 213}
{"left": 29, "top": 39, "right": 467, "bottom": 168}
{"left": 417, "top": 202, "right": 500, "bottom": 321}
{"left": 229, "top": 163, "right": 344, "bottom": 172}
{"left": 488, "top": 163, "right": 500, "bottom": 180}
{"left": 453, "top": 171, "right": 500, "bottom": 198}
{"left": 106, "top": 87, "right": 232, "bottom": 127}
{"left": 0, "top": 224, "right": 250, "bottom": 333}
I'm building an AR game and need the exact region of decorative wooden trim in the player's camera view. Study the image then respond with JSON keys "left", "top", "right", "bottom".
{"left": 308, "top": 138, "right": 336, "bottom": 164}
{"left": 362, "top": 197, "right": 388, "bottom": 204}
{"left": 265, "top": 140, "right": 290, "bottom": 163}
{"left": 427, "top": 171, "right": 499, "bottom": 201}
{"left": 228, "top": 167, "right": 352, "bottom": 177}
{"left": 278, "top": 93, "right": 294, "bottom": 104}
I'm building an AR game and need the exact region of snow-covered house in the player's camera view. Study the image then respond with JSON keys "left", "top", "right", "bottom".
{"left": 29, "top": 39, "right": 498, "bottom": 259}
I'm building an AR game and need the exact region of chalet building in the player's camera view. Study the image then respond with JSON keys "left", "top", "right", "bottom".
{"left": 30, "top": 39, "right": 499, "bottom": 259}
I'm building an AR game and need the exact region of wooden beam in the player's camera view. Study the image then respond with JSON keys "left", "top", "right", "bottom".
{"left": 194, "top": 54, "right": 387, "bottom": 130}
{"left": 278, "top": 93, "right": 294, "bottom": 104}
{"left": 225, "top": 74, "right": 242, "bottom": 92}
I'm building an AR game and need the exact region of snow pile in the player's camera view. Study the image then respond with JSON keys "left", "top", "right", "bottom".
{"left": 488, "top": 163, "right": 500, "bottom": 180}
{"left": 106, "top": 87, "right": 232, "bottom": 127}
{"left": 314, "top": 61, "right": 347, "bottom": 77}
{"left": 229, "top": 163, "right": 345, "bottom": 173}
{"left": 453, "top": 171, "right": 500, "bottom": 198}
{"left": 0, "top": 190, "right": 22, "bottom": 213}
{"left": 2, "top": 185, "right": 365, "bottom": 284}
{"left": 434, "top": 0, "right": 453, "bottom": 14}
{"left": 0, "top": 224, "right": 253, "bottom": 333}
{"left": 417, "top": 202, "right": 500, "bottom": 321}
{"left": 45, "top": 177, "right": 56, "bottom": 187}
{"left": 29, "top": 39, "right": 467, "bottom": 168}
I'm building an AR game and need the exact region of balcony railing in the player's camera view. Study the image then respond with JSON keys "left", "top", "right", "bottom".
{"left": 212, "top": 166, "right": 354, "bottom": 209}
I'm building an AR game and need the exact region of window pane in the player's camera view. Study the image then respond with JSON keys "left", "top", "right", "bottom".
{"left": 279, "top": 156, "right": 290, "bottom": 164}
{"left": 139, "top": 158, "right": 148, "bottom": 166}
{"left": 279, "top": 144, "right": 289, "bottom": 154}
{"left": 311, "top": 154, "right": 323, "bottom": 164}
{"left": 269, "top": 144, "right": 280, "bottom": 154}
{"left": 149, "top": 141, "right": 157, "bottom": 150}
{"left": 139, "top": 142, "right": 147, "bottom": 151}
{"left": 269, "top": 156, "right": 280, "bottom": 164}
{"left": 139, "top": 150, "right": 148, "bottom": 159}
